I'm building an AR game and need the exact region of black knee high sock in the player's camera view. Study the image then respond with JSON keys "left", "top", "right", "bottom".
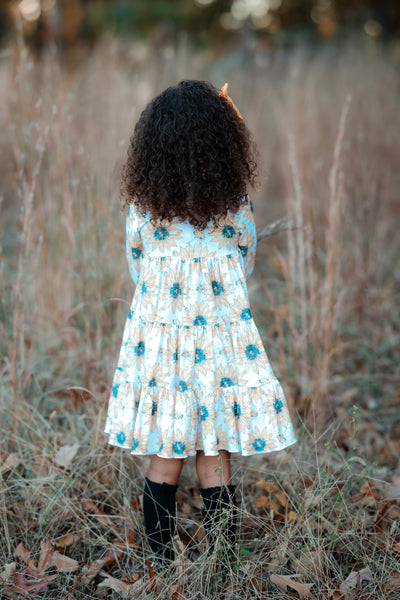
{"left": 142, "top": 477, "right": 178, "bottom": 563}
{"left": 199, "top": 484, "right": 237, "bottom": 549}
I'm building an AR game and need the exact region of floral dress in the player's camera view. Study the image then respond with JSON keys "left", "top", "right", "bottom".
{"left": 104, "top": 196, "right": 297, "bottom": 458}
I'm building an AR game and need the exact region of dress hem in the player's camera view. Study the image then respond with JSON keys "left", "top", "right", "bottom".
{"left": 104, "top": 434, "right": 298, "bottom": 458}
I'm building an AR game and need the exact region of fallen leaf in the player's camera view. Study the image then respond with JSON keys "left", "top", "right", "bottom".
{"left": 255, "top": 495, "right": 280, "bottom": 514}
{"left": 285, "top": 509, "right": 299, "bottom": 523}
{"left": 82, "top": 548, "right": 123, "bottom": 584}
{"left": 37, "top": 537, "right": 55, "bottom": 574}
{"left": 15, "top": 543, "right": 38, "bottom": 576}
{"left": 255, "top": 480, "right": 278, "bottom": 493}
{"left": 339, "top": 567, "right": 373, "bottom": 596}
{"left": 54, "top": 443, "right": 80, "bottom": 468}
{"left": 54, "top": 533, "right": 80, "bottom": 548}
{"left": 270, "top": 573, "right": 317, "bottom": 599}
{"left": 97, "top": 574, "right": 131, "bottom": 596}
{"left": 0, "top": 453, "right": 21, "bottom": 476}
{"left": 383, "top": 571, "right": 400, "bottom": 592}
{"left": 275, "top": 490, "right": 289, "bottom": 507}
{"left": 13, "top": 570, "right": 58, "bottom": 597}
{"left": 50, "top": 551, "right": 79, "bottom": 572}
{"left": 0, "top": 562, "right": 16, "bottom": 583}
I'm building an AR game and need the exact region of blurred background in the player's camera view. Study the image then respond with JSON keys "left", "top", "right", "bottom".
{"left": 1, "top": 0, "right": 399, "bottom": 60}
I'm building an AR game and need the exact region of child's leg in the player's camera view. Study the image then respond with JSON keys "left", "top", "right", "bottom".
{"left": 142, "top": 456, "right": 184, "bottom": 567}
{"left": 196, "top": 450, "right": 237, "bottom": 555}
{"left": 196, "top": 450, "right": 231, "bottom": 487}
{"left": 147, "top": 455, "right": 184, "bottom": 485}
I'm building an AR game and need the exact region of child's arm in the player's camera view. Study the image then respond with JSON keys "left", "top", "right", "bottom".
{"left": 126, "top": 204, "right": 144, "bottom": 285}
{"left": 237, "top": 196, "right": 257, "bottom": 279}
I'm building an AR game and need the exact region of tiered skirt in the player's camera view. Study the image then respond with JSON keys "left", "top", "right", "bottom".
{"left": 104, "top": 310, "right": 297, "bottom": 458}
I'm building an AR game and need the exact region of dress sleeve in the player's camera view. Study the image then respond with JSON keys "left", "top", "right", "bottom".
{"left": 237, "top": 196, "right": 257, "bottom": 279}
{"left": 126, "top": 204, "right": 144, "bottom": 285}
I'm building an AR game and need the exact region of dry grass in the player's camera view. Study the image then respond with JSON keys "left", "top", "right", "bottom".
{"left": 1, "top": 31, "right": 399, "bottom": 599}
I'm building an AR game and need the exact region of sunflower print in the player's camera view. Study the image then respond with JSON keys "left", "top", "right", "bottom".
{"left": 227, "top": 295, "right": 253, "bottom": 324}
{"left": 135, "top": 264, "right": 159, "bottom": 298}
{"left": 185, "top": 300, "right": 221, "bottom": 327}
{"left": 142, "top": 361, "right": 166, "bottom": 389}
{"left": 221, "top": 322, "right": 267, "bottom": 377}
{"left": 207, "top": 219, "right": 238, "bottom": 251}
{"left": 215, "top": 425, "right": 229, "bottom": 449}
{"left": 204, "top": 262, "right": 231, "bottom": 311}
{"left": 141, "top": 219, "right": 183, "bottom": 253}
{"left": 178, "top": 242, "right": 206, "bottom": 262}
{"left": 158, "top": 266, "right": 188, "bottom": 314}
{"left": 191, "top": 333, "right": 215, "bottom": 378}
{"left": 213, "top": 364, "right": 243, "bottom": 389}
{"left": 104, "top": 196, "right": 297, "bottom": 458}
{"left": 197, "top": 393, "right": 218, "bottom": 437}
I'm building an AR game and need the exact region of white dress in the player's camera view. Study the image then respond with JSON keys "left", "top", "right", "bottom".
{"left": 104, "top": 196, "right": 297, "bottom": 458}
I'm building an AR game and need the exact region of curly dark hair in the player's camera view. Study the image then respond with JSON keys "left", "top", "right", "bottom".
{"left": 120, "top": 79, "right": 259, "bottom": 231}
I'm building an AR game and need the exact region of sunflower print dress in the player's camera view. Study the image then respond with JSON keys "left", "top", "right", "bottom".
{"left": 104, "top": 196, "right": 297, "bottom": 458}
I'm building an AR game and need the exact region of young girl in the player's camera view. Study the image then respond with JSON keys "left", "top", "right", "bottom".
{"left": 104, "top": 80, "right": 297, "bottom": 570}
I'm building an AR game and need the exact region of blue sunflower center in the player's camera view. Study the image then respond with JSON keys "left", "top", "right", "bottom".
{"left": 245, "top": 344, "right": 259, "bottom": 360}
{"left": 211, "top": 281, "right": 223, "bottom": 295}
{"left": 173, "top": 441, "right": 185, "bottom": 454}
{"left": 131, "top": 247, "right": 143, "bottom": 259}
{"left": 274, "top": 398, "right": 283, "bottom": 413}
{"left": 220, "top": 377, "right": 234, "bottom": 388}
{"left": 195, "top": 348, "right": 206, "bottom": 363}
{"left": 222, "top": 225, "right": 236, "bottom": 238}
{"left": 154, "top": 226, "right": 169, "bottom": 240}
{"left": 253, "top": 439, "right": 266, "bottom": 451}
{"left": 194, "top": 315, "right": 207, "bottom": 326}
{"left": 199, "top": 406, "right": 208, "bottom": 421}
{"left": 170, "top": 283, "right": 182, "bottom": 299}
{"left": 241, "top": 308, "right": 252, "bottom": 320}
{"left": 135, "top": 341, "right": 145, "bottom": 356}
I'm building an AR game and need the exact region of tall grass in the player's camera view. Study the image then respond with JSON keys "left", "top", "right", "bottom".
{"left": 1, "top": 32, "right": 399, "bottom": 599}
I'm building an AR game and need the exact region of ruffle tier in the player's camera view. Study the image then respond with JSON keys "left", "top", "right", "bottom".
{"left": 103, "top": 379, "right": 297, "bottom": 458}
{"left": 104, "top": 313, "right": 297, "bottom": 458}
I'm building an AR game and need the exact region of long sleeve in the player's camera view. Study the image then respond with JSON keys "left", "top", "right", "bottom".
{"left": 126, "top": 204, "right": 144, "bottom": 285}
{"left": 237, "top": 196, "right": 257, "bottom": 279}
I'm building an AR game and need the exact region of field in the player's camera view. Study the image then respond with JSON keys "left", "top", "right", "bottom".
{"left": 1, "top": 31, "right": 400, "bottom": 599}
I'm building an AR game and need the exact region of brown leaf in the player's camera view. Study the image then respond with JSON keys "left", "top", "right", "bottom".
{"left": 97, "top": 574, "right": 131, "bottom": 595}
{"left": 274, "top": 490, "right": 289, "bottom": 507}
{"left": 14, "top": 543, "right": 38, "bottom": 576}
{"left": 53, "top": 443, "right": 80, "bottom": 468}
{"left": 82, "top": 548, "right": 123, "bottom": 585}
{"left": 339, "top": 567, "right": 373, "bottom": 597}
{"left": 255, "top": 495, "right": 280, "bottom": 514}
{"left": 285, "top": 509, "right": 300, "bottom": 523}
{"left": 37, "top": 537, "right": 55, "bottom": 575}
{"left": 270, "top": 573, "right": 317, "bottom": 599}
{"left": 0, "top": 453, "right": 22, "bottom": 476}
{"left": 255, "top": 480, "right": 278, "bottom": 493}
{"left": 383, "top": 571, "right": 400, "bottom": 592}
{"left": 49, "top": 551, "right": 79, "bottom": 572}
{"left": 55, "top": 533, "right": 80, "bottom": 548}
{"left": 0, "top": 562, "right": 16, "bottom": 583}
{"left": 13, "top": 570, "right": 58, "bottom": 597}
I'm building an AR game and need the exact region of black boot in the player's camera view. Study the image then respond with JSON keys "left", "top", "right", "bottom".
{"left": 142, "top": 477, "right": 178, "bottom": 569}
{"left": 199, "top": 484, "right": 237, "bottom": 558}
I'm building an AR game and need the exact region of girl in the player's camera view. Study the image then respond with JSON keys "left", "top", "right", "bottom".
{"left": 104, "top": 80, "right": 297, "bottom": 570}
